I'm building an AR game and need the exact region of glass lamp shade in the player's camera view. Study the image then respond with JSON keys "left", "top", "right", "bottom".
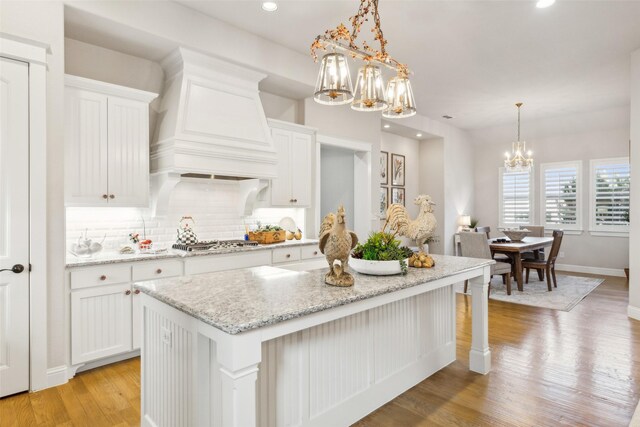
{"left": 382, "top": 75, "right": 416, "bottom": 118}
{"left": 314, "top": 53, "right": 354, "bottom": 105}
{"left": 351, "top": 64, "right": 388, "bottom": 111}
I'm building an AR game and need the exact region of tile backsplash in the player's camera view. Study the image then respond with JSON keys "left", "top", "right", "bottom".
{"left": 66, "top": 180, "right": 305, "bottom": 252}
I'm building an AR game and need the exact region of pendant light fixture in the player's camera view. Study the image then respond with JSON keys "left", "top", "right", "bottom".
{"left": 504, "top": 103, "right": 533, "bottom": 172}
{"left": 352, "top": 63, "right": 387, "bottom": 111}
{"left": 314, "top": 52, "right": 354, "bottom": 105}
{"left": 310, "top": 0, "right": 416, "bottom": 117}
{"left": 383, "top": 71, "right": 416, "bottom": 118}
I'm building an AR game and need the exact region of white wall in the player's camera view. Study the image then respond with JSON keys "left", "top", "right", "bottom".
{"left": 629, "top": 50, "right": 640, "bottom": 315}
{"left": 471, "top": 107, "right": 630, "bottom": 271}
{"left": 1, "top": 0, "right": 66, "bottom": 372}
{"left": 260, "top": 92, "right": 303, "bottom": 124}
{"left": 419, "top": 138, "right": 445, "bottom": 254}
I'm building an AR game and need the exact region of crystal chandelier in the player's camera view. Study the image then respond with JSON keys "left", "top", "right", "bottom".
{"left": 504, "top": 103, "right": 533, "bottom": 172}
{"left": 311, "top": 0, "right": 416, "bottom": 118}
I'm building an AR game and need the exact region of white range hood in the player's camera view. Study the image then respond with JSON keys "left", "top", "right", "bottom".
{"left": 150, "top": 48, "right": 277, "bottom": 215}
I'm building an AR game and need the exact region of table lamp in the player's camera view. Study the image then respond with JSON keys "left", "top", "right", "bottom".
{"left": 459, "top": 215, "right": 471, "bottom": 232}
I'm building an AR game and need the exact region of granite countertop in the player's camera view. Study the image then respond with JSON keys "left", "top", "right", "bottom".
{"left": 66, "top": 239, "right": 320, "bottom": 268}
{"left": 134, "top": 255, "right": 493, "bottom": 335}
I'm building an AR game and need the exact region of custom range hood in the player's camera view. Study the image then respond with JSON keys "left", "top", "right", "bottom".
{"left": 150, "top": 48, "right": 277, "bottom": 215}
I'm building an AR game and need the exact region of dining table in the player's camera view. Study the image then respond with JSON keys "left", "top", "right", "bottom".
{"left": 489, "top": 236, "right": 555, "bottom": 291}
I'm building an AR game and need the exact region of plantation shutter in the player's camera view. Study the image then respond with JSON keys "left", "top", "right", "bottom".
{"left": 501, "top": 170, "right": 531, "bottom": 225}
{"left": 543, "top": 164, "right": 580, "bottom": 227}
{"left": 592, "top": 160, "right": 630, "bottom": 229}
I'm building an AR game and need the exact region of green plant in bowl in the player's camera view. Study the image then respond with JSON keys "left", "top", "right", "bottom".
{"left": 351, "top": 232, "right": 414, "bottom": 274}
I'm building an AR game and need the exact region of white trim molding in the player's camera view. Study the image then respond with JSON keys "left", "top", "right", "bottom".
{"left": 46, "top": 366, "right": 69, "bottom": 389}
{"left": 628, "top": 305, "right": 640, "bottom": 322}
{"left": 556, "top": 264, "right": 625, "bottom": 278}
{"left": 0, "top": 34, "right": 50, "bottom": 392}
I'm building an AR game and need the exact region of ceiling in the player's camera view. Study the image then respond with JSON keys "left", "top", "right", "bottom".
{"left": 174, "top": 0, "right": 640, "bottom": 130}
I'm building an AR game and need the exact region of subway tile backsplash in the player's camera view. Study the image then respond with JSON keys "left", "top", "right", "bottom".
{"left": 66, "top": 180, "right": 305, "bottom": 252}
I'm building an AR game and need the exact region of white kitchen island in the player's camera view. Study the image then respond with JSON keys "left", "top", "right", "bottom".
{"left": 134, "top": 255, "right": 493, "bottom": 427}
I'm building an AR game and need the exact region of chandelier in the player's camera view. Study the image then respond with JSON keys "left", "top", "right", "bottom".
{"left": 311, "top": 0, "right": 416, "bottom": 118}
{"left": 504, "top": 103, "right": 533, "bottom": 172}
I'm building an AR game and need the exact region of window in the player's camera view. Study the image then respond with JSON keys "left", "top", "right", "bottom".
{"left": 540, "top": 161, "right": 582, "bottom": 231}
{"left": 499, "top": 168, "right": 533, "bottom": 227}
{"left": 590, "top": 158, "right": 630, "bottom": 235}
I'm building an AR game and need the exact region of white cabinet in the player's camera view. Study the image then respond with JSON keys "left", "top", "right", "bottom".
{"left": 268, "top": 119, "right": 315, "bottom": 207}
{"left": 71, "top": 282, "right": 133, "bottom": 364}
{"left": 65, "top": 75, "right": 157, "bottom": 207}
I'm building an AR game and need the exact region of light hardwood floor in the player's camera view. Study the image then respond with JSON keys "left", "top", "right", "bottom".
{"left": 1, "top": 273, "right": 637, "bottom": 426}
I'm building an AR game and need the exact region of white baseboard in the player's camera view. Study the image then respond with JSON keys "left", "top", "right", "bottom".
{"left": 555, "top": 263, "right": 625, "bottom": 277}
{"left": 628, "top": 305, "right": 640, "bottom": 321}
{"left": 46, "top": 365, "right": 69, "bottom": 389}
{"left": 70, "top": 350, "right": 140, "bottom": 378}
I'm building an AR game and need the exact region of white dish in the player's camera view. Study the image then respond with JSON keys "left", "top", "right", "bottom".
{"left": 349, "top": 256, "right": 409, "bottom": 276}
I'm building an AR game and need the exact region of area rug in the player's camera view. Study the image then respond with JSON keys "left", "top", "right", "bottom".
{"left": 454, "top": 274, "right": 604, "bottom": 312}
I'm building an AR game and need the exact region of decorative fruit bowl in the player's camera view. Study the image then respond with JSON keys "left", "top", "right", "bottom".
{"left": 502, "top": 229, "right": 531, "bottom": 242}
{"left": 349, "top": 257, "right": 410, "bottom": 276}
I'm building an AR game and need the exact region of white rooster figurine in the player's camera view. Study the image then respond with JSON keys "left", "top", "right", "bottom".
{"left": 319, "top": 205, "right": 358, "bottom": 286}
{"left": 384, "top": 194, "right": 437, "bottom": 253}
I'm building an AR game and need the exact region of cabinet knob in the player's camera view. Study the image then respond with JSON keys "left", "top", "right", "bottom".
{"left": 99, "top": 275, "right": 107, "bottom": 281}
{"left": 293, "top": 199, "right": 298, "bottom": 203}
{"left": 134, "top": 289, "right": 140, "bottom": 295}
{"left": 125, "top": 289, "right": 131, "bottom": 295}
{"left": 286, "top": 254, "right": 291, "bottom": 258}
{"left": 289, "top": 199, "right": 294, "bottom": 203}
{"left": 313, "top": 251, "right": 318, "bottom": 255}
{"left": 156, "top": 268, "right": 162, "bottom": 274}
{"left": 109, "top": 194, "right": 115, "bottom": 199}
{"left": 102, "top": 194, "right": 108, "bottom": 199}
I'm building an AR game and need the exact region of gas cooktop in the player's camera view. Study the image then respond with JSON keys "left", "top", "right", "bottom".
{"left": 172, "top": 240, "right": 259, "bottom": 252}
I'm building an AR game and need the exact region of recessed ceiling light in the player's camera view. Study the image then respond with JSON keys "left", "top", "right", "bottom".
{"left": 383, "top": 124, "right": 390, "bottom": 129}
{"left": 261, "top": 2, "right": 278, "bottom": 12}
{"left": 416, "top": 133, "right": 423, "bottom": 138}
{"left": 536, "top": 0, "right": 555, "bottom": 8}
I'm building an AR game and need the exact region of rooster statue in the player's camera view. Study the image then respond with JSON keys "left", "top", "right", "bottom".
{"left": 384, "top": 194, "right": 437, "bottom": 253}
{"left": 319, "top": 205, "right": 359, "bottom": 287}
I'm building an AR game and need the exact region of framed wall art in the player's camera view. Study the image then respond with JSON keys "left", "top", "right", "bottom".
{"left": 391, "top": 153, "right": 405, "bottom": 186}
{"left": 379, "top": 186, "right": 389, "bottom": 219}
{"left": 391, "top": 187, "right": 405, "bottom": 206}
{"left": 380, "top": 151, "right": 389, "bottom": 185}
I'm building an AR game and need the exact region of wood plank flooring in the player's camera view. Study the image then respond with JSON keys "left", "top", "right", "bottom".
{"left": 1, "top": 273, "right": 638, "bottom": 426}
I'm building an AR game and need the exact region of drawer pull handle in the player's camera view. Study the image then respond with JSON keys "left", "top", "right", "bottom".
{"left": 109, "top": 194, "right": 115, "bottom": 199}
{"left": 134, "top": 289, "right": 140, "bottom": 295}
{"left": 286, "top": 254, "right": 291, "bottom": 258}
{"left": 125, "top": 290, "right": 131, "bottom": 295}
{"left": 100, "top": 275, "right": 107, "bottom": 281}
{"left": 102, "top": 194, "right": 108, "bottom": 199}
{"left": 156, "top": 268, "right": 162, "bottom": 274}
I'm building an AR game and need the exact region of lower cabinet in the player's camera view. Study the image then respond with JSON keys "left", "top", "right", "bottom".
{"left": 71, "top": 282, "right": 133, "bottom": 365}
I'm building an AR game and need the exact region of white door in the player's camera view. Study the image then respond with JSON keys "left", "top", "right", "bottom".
{"left": 64, "top": 87, "right": 109, "bottom": 206}
{"left": 271, "top": 128, "right": 293, "bottom": 206}
{"left": 290, "top": 133, "right": 312, "bottom": 207}
{"left": 107, "top": 97, "right": 149, "bottom": 207}
{"left": 0, "top": 57, "right": 30, "bottom": 397}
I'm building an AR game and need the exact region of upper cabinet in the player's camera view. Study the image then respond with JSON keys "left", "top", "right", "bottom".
{"left": 65, "top": 75, "right": 157, "bottom": 207}
{"left": 268, "top": 119, "right": 316, "bottom": 207}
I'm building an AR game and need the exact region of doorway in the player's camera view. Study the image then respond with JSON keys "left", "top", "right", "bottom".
{"left": 320, "top": 146, "right": 355, "bottom": 227}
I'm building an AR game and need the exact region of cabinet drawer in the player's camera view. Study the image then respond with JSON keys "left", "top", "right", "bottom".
{"left": 300, "top": 245, "right": 323, "bottom": 260}
{"left": 132, "top": 259, "right": 183, "bottom": 282}
{"left": 70, "top": 264, "right": 131, "bottom": 290}
{"left": 272, "top": 247, "right": 301, "bottom": 264}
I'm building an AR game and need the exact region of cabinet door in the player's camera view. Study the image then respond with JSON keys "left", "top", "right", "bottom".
{"left": 65, "top": 87, "right": 109, "bottom": 205}
{"left": 71, "top": 283, "right": 133, "bottom": 364}
{"left": 290, "top": 132, "right": 312, "bottom": 206}
{"left": 107, "top": 97, "right": 150, "bottom": 207}
{"left": 271, "top": 128, "right": 293, "bottom": 206}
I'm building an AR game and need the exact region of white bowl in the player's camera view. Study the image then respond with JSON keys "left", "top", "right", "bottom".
{"left": 349, "top": 256, "right": 409, "bottom": 276}
{"left": 502, "top": 229, "right": 531, "bottom": 242}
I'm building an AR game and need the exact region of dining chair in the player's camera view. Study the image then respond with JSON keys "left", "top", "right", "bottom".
{"left": 460, "top": 232, "right": 513, "bottom": 295}
{"left": 475, "top": 226, "right": 512, "bottom": 264}
{"left": 520, "top": 226, "right": 546, "bottom": 281}
{"left": 522, "top": 230, "right": 564, "bottom": 291}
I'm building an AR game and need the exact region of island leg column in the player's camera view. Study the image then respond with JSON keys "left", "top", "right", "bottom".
{"left": 469, "top": 265, "right": 491, "bottom": 374}
{"left": 216, "top": 333, "right": 262, "bottom": 427}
